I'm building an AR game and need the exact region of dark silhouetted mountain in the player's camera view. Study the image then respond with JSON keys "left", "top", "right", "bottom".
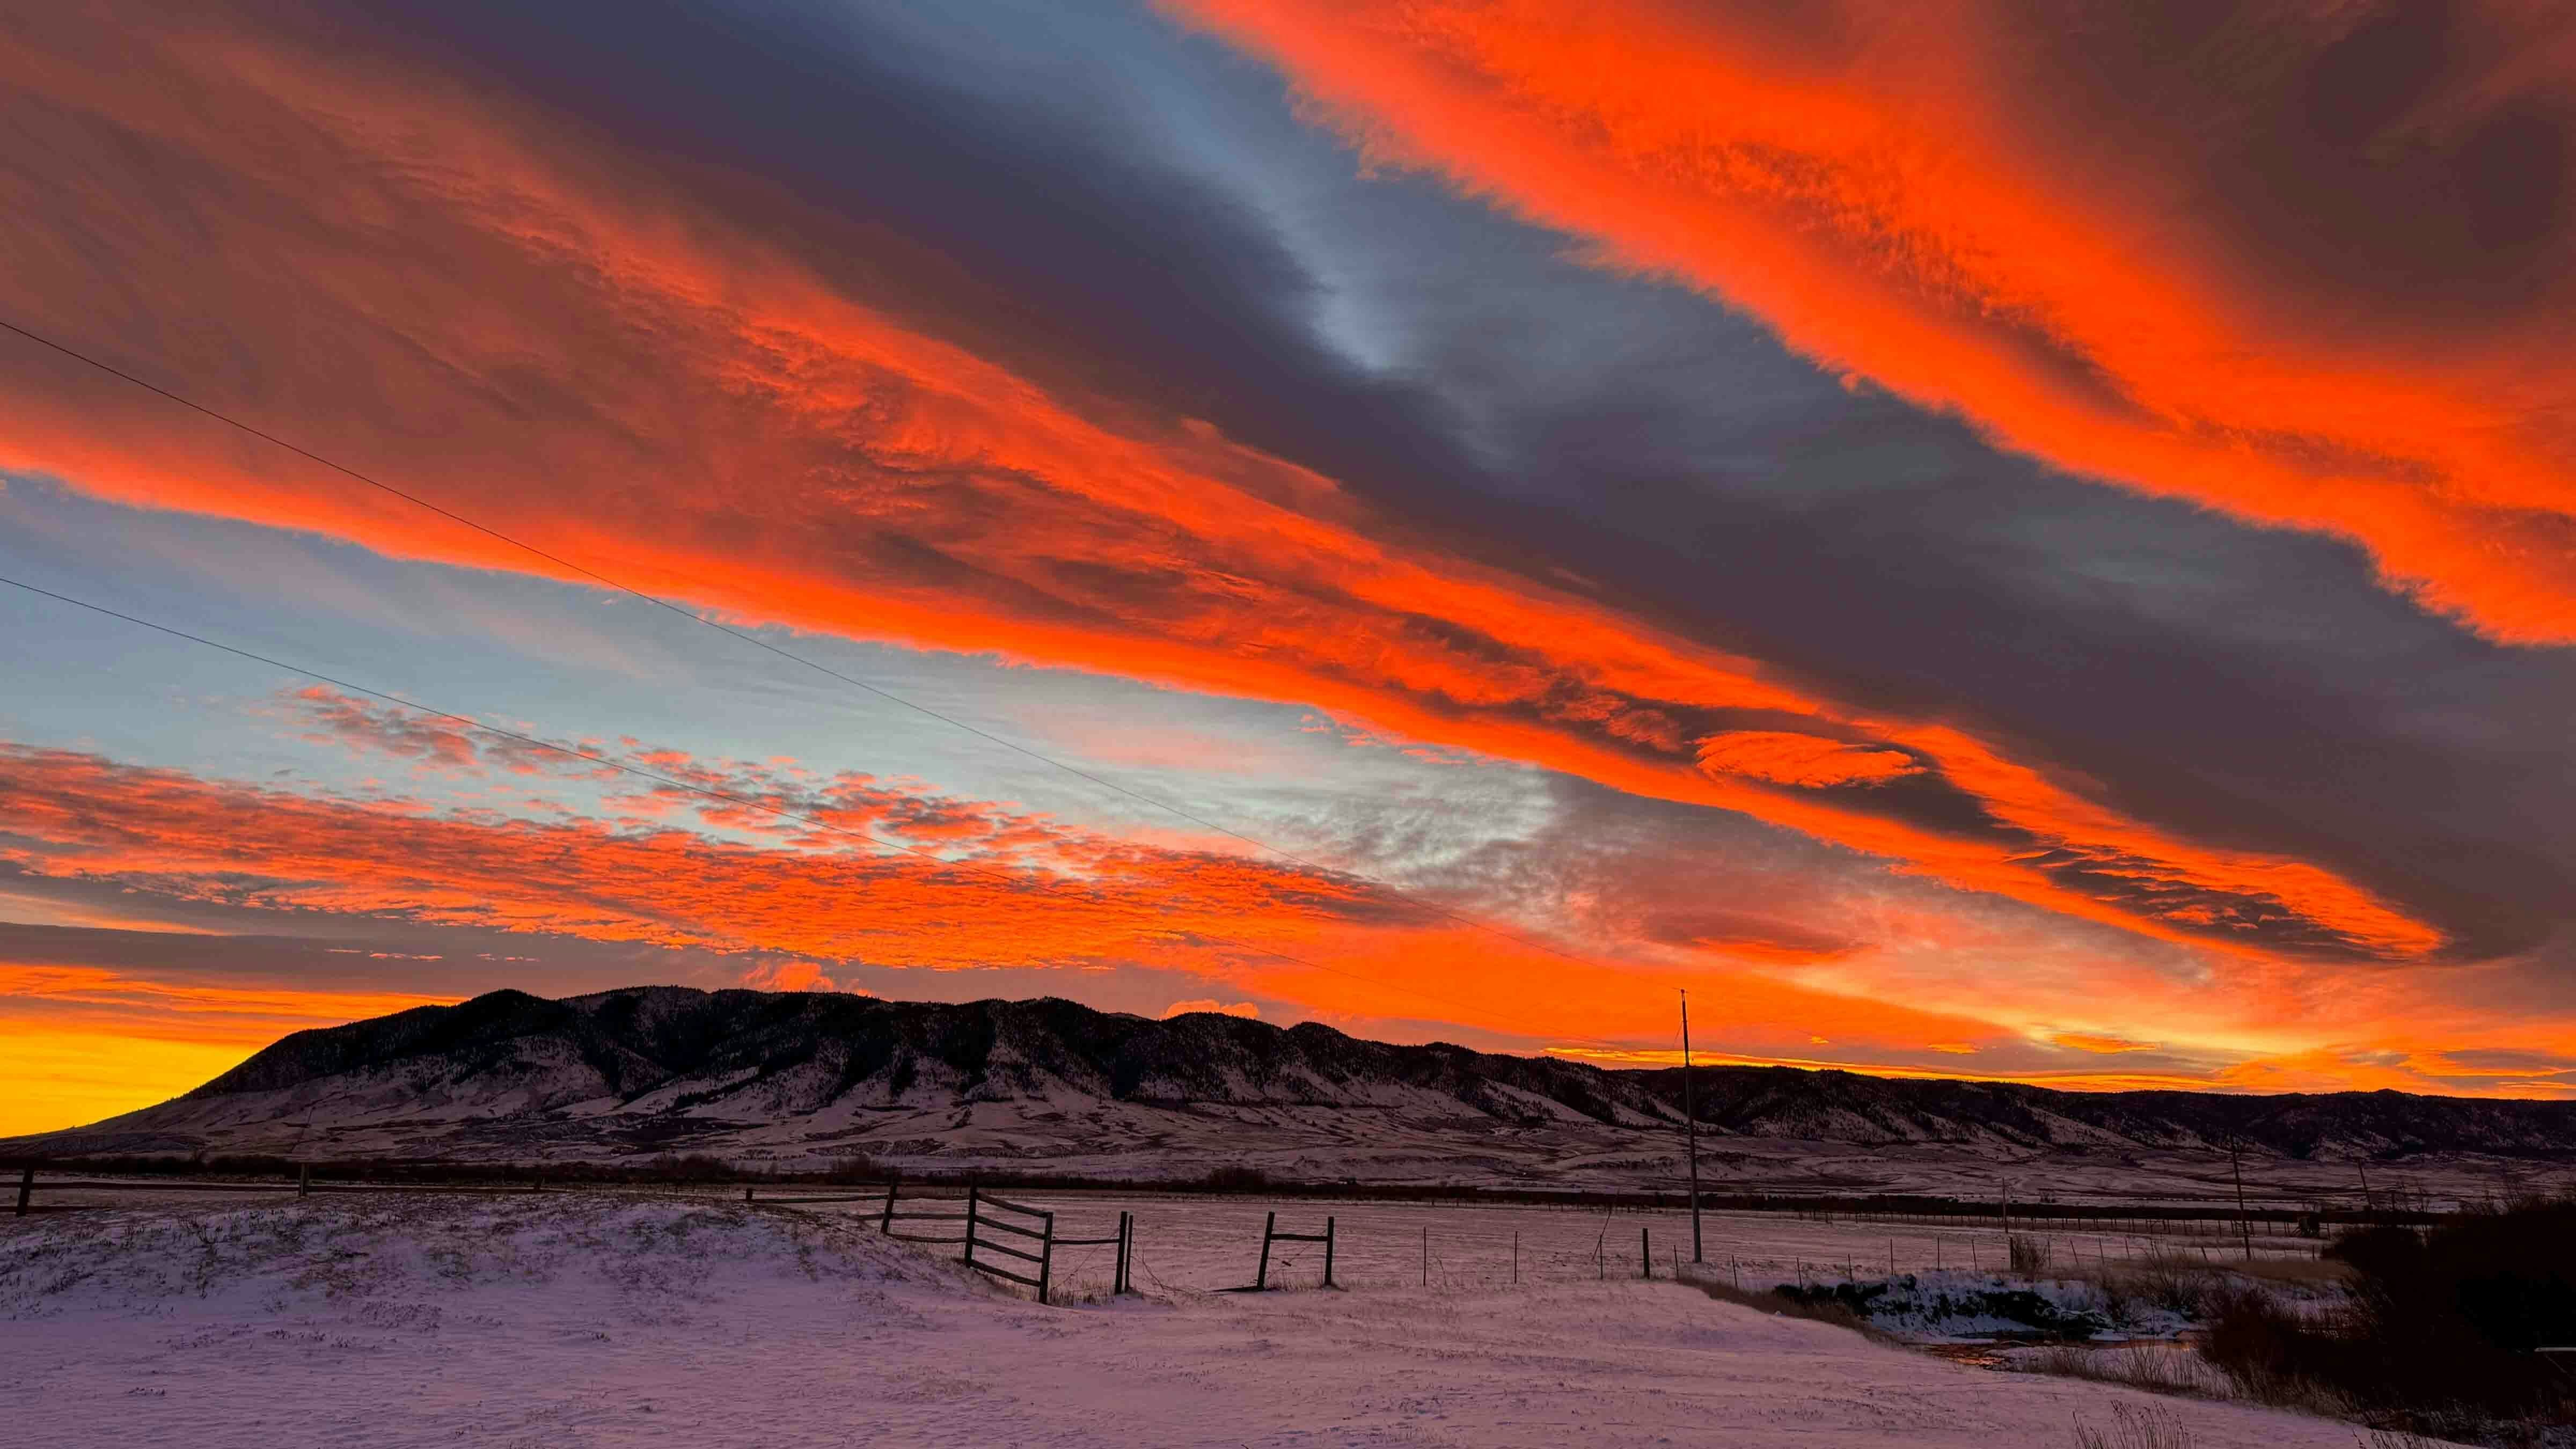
{"left": 17, "top": 987, "right": 2575, "bottom": 1197}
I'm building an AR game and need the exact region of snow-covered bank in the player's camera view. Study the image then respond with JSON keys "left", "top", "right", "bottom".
{"left": 1769, "top": 1268, "right": 2197, "bottom": 1341}
{"left": 2, "top": 1197, "right": 2385, "bottom": 1446}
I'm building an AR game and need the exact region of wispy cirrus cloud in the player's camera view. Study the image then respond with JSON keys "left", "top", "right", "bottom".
{"left": 1173, "top": 0, "right": 2576, "bottom": 642}
{"left": 0, "top": 3, "right": 2450, "bottom": 968}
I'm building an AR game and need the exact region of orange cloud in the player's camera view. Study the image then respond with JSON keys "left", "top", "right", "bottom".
{"left": 0, "top": 6, "right": 2448, "bottom": 967}
{"left": 0, "top": 742, "right": 1386, "bottom": 972}
{"left": 2051, "top": 1031, "right": 2159, "bottom": 1055}
{"left": 5, "top": 735, "right": 2566, "bottom": 1097}
{"left": 0, "top": 738, "right": 2051, "bottom": 1064}
{"left": 1546, "top": 1044, "right": 2221, "bottom": 1094}
{"left": 1162, "top": 998, "right": 1260, "bottom": 1020}
{"left": 1172, "top": 0, "right": 2576, "bottom": 643}
{"left": 1695, "top": 730, "right": 1920, "bottom": 788}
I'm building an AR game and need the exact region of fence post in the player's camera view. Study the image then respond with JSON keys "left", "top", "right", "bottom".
{"left": 1037, "top": 1211, "right": 1054, "bottom": 1306}
{"left": 1421, "top": 1225, "right": 1428, "bottom": 1287}
{"left": 13, "top": 1166, "right": 30, "bottom": 1217}
{"left": 1323, "top": 1217, "right": 1336, "bottom": 1289}
{"left": 1641, "top": 1226, "right": 1651, "bottom": 1279}
{"left": 1116, "top": 1212, "right": 1131, "bottom": 1295}
{"left": 743, "top": 1186, "right": 753, "bottom": 1204}
{"left": 880, "top": 1181, "right": 898, "bottom": 1233}
{"left": 298, "top": 1163, "right": 311, "bottom": 1199}
{"left": 1512, "top": 1231, "right": 1518, "bottom": 1285}
{"left": 1258, "top": 1210, "right": 1278, "bottom": 1290}
{"left": 965, "top": 1186, "right": 981, "bottom": 1268}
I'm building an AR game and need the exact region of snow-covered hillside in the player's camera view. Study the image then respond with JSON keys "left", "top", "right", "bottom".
{"left": 20, "top": 987, "right": 2576, "bottom": 1200}
{"left": 0, "top": 1195, "right": 2391, "bottom": 1447}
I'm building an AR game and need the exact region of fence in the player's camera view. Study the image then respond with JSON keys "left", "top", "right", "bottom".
{"left": 778, "top": 1181, "right": 1132, "bottom": 1305}
{"left": 13, "top": 1169, "right": 1137, "bottom": 1304}
{"left": 1253, "top": 1210, "right": 1336, "bottom": 1290}
{"left": 11, "top": 1164, "right": 548, "bottom": 1214}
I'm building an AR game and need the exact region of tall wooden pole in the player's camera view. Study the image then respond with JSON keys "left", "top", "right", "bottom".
{"left": 1681, "top": 990, "right": 1702, "bottom": 1263}
{"left": 2230, "top": 1141, "right": 2254, "bottom": 1262}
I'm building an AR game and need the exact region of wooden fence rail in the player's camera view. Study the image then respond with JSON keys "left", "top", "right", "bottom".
{"left": 831, "top": 1182, "right": 1132, "bottom": 1302}
{"left": 11, "top": 1170, "right": 1141, "bottom": 1302}
{"left": 11, "top": 1166, "right": 554, "bottom": 1214}
{"left": 1254, "top": 1209, "right": 1336, "bottom": 1290}
{"left": 964, "top": 1187, "right": 1052, "bottom": 1300}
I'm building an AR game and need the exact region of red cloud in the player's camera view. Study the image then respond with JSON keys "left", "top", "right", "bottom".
{"left": 1161, "top": 998, "right": 1260, "bottom": 1020}
{"left": 292, "top": 686, "right": 479, "bottom": 771}
{"left": 0, "top": 741, "right": 2046, "bottom": 1055}
{"left": 0, "top": 6, "right": 2445, "bottom": 963}
{"left": 1174, "top": 0, "right": 2576, "bottom": 643}
{"left": 0, "top": 741, "right": 1385, "bottom": 970}
{"left": 9, "top": 738, "right": 2564, "bottom": 1094}
{"left": 1695, "top": 731, "right": 1920, "bottom": 789}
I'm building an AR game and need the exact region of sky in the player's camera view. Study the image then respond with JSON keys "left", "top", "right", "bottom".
{"left": 5, "top": 0, "right": 2575, "bottom": 1134}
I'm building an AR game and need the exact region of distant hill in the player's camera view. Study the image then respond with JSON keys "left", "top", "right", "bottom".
{"left": 17, "top": 987, "right": 2576, "bottom": 1197}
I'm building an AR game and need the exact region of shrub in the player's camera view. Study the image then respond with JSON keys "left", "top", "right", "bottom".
{"left": 2010, "top": 1234, "right": 2055, "bottom": 1273}
{"left": 2106, "top": 1254, "right": 2221, "bottom": 1320}
{"left": 2195, "top": 1198, "right": 2576, "bottom": 1431}
{"left": 638, "top": 1153, "right": 737, "bottom": 1183}
{"left": 821, "top": 1153, "right": 889, "bottom": 1185}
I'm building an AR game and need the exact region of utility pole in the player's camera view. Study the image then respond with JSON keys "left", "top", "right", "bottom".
{"left": 1681, "top": 989, "right": 1703, "bottom": 1263}
{"left": 2230, "top": 1140, "right": 2255, "bottom": 1262}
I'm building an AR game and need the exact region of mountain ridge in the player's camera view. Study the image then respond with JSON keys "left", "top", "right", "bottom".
{"left": 21, "top": 987, "right": 2576, "bottom": 1195}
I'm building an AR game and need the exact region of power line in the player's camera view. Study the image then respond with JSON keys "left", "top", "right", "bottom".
{"left": 0, "top": 572, "right": 1635, "bottom": 1048}
{"left": 0, "top": 315, "right": 1610, "bottom": 975}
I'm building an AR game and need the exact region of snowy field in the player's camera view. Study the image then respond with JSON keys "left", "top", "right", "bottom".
{"left": 0, "top": 1193, "right": 2390, "bottom": 1447}
{"left": 811, "top": 1189, "right": 2326, "bottom": 1299}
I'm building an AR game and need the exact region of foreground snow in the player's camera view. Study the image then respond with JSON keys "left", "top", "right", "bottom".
{"left": 3, "top": 1196, "right": 2379, "bottom": 1446}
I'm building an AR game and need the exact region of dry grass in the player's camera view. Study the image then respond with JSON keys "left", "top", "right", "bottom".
{"left": 2223, "top": 1257, "right": 2350, "bottom": 1286}
{"left": 2013, "top": 1243, "right": 2339, "bottom": 1326}
{"left": 1679, "top": 1269, "right": 1901, "bottom": 1343}
{"left": 2025, "top": 1343, "right": 2236, "bottom": 1400}
{"left": 2069, "top": 1400, "right": 2195, "bottom": 1449}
